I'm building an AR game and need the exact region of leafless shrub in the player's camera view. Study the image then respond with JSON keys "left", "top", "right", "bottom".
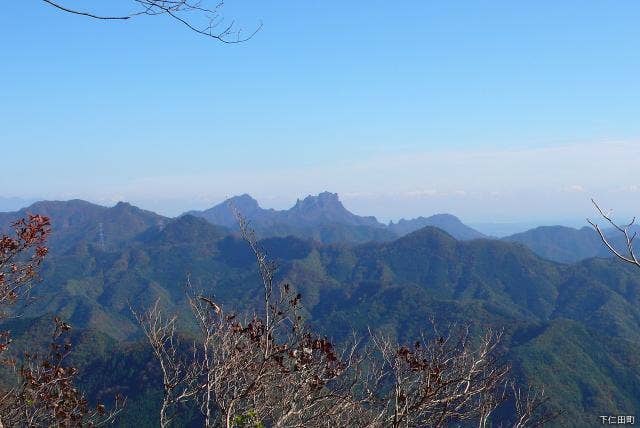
{"left": 355, "top": 326, "right": 507, "bottom": 427}
{"left": 0, "top": 216, "right": 124, "bottom": 427}
{"left": 0, "top": 318, "right": 124, "bottom": 427}
{"left": 136, "top": 213, "right": 557, "bottom": 427}
{"left": 510, "top": 382, "right": 559, "bottom": 428}
{"left": 133, "top": 300, "right": 200, "bottom": 427}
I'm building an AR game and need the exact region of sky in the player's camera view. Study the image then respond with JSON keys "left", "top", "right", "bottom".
{"left": 1, "top": 1, "right": 639, "bottom": 225}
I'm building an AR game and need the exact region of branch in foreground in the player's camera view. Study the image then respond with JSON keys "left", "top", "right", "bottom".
{"left": 42, "top": 0, "right": 131, "bottom": 20}
{"left": 0, "top": 318, "right": 124, "bottom": 426}
{"left": 133, "top": 210, "right": 558, "bottom": 427}
{"left": 588, "top": 199, "right": 640, "bottom": 268}
{"left": 41, "top": 0, "right": 263, "bottom": 43}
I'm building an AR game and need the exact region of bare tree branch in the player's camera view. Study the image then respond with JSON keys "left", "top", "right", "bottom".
{"left": 42, "top": 0, "right": 131, "bottom": 20}
{"left": 133, "top": 210, "right": 558, "bottom": 427}
{"left": 588, "top": 199, "right": 640, "bottom": 268}
{"left": 0, "top": 318, "right": 125, "bottom": 426}
{"left": 41, "top": 0, "right": 263, "bottom": 43}
{"left": 132, "top": 299, "right": 199, "bottom": 427}
{"left": 511, "top": 382, "right": 560, "bottom": 428}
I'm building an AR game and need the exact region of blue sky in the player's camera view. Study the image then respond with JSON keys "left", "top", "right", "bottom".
{"left": 1, "top": 1, "right": 639, "bottom": 223}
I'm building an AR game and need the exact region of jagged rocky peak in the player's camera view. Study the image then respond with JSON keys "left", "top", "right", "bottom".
{"left": 292, "top": 192, "right": 345, "bottom": 212}
{"left": 287, "top": 192, "right": 383, "bottom": 228}
{"left": 185, "top": 191, "right": 388, "bottom": 238}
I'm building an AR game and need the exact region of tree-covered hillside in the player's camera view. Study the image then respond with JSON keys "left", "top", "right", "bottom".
{"left": 2, "top": 202, "right": 639, "bottom": 426}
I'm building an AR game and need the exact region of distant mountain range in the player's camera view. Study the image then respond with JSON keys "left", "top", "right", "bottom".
{"left": 502, "top": 226, "right": 608, "bottom": 263}
{"left": 3, "top": 191, "right": 634, "bottom": 268}
{"left": 0, "top": 199, "right": 169, "bottom": 253}
{"left": 0, "top": 193, "right": 489, "bottom": 253}
{"left": 186, "top": 192, "right": 485, "bottom": 243}
{"left": 1, "top": 199, "right": 639, "bottom": 426}
{"left": 501, "top": 225, "right": 634, "bottom": 263}
{"left": 0, "top": 193, "right": 626, "bottom": 264}
{"left": 388, "top": 214, "right": 486, "bottom": 240}
{"left": 184, "top": 193, "right": 630, "bottom": 264}
{"left": 185, "top": 192, "right": 391, "bottom": 244}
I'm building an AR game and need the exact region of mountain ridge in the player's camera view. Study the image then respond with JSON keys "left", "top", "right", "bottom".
{"left": 186, "top": 192, "right": 485, "bottom": 243}
{"left": 1, "top": 195, "right": 624, "bottom": 262}
{"left": 388, "top": 213, "right": 486, "bottom": 240}
{"left": 501, "top": 225, "right": 626, "bottom": 263}
{"left": 1, "top": 198, "right": 640, "bottom": 426}
{"left": 0, "top": 199, "right": 169, "bottom": 253}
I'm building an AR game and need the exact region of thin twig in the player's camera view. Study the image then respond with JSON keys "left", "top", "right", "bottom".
{"left": 42, "top": 0, "right": 131, "bottom": 20}
{"left": 588, "top": 199, "right": 640, "bottom": 268}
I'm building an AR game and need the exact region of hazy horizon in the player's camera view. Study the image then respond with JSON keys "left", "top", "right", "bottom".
{"left": 0, "top": 190, "right": 597, "bottom": 235}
